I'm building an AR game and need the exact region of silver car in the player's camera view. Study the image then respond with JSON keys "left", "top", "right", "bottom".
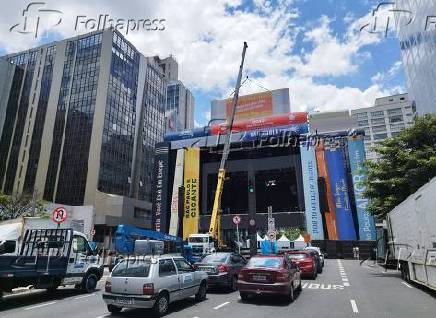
{"left": 102, "top": 255, "right": 208, "bottom": 316}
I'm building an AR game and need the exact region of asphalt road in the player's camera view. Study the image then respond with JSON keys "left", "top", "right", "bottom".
{"left": 1, "top": 259, "right": 435, "bottom": 318}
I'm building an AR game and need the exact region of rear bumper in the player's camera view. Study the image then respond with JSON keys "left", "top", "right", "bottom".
{"left": 207, "top": 273, "right": 230, "bottom": 286}
{"left": 102, "top": 293, "right": 156, "bottom": 309}
{"left": 237, "top": 281, "right": 291, "bottom": 295}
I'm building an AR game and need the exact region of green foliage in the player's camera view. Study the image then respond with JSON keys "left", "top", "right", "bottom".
{"left": 364, "top": 114, "right": 436, "bottom": 218}
{"left": 0, "top": 193, "right": 48, "bottom": 221}
{"left": 278, "top": 227, "right": 301, "bottom": 241}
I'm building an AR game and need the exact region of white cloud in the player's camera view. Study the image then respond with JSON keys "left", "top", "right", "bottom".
{"left": 0, "top": 0, "right": 401, "bottom": 124}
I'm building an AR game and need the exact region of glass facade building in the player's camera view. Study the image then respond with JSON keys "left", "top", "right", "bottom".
{"left": 165, "top": 80, "right": 195, "bottom": 131}
{"left": 395, "top": 0, "right": 436, "bottom": 114}
{"left": 0, "top": 29, "right": 167, "bottom": 206}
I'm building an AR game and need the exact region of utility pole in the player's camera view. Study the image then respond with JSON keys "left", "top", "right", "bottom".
{"left": 31, "top": 188, "right": 37, "bottom": 217}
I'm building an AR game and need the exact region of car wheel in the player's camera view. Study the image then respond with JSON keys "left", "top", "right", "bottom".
{"left": 288, "top": 284, "right": 295, "bottom": 303}
{"left": 311, "top": 267, "right": 317, "bottom": 279}
{"left": 296, "top": 279, "right": 302, "bottom": 292}
{"left": 107, "top": 304, "right": 122, "bottom": 313}
{"left": 317, "top": 265, "right": 323, "bottom": 274}
{"left": 401, "top": 262, "right": 411, "bottom": 283}
{"left": 195, "top": 282, "right": 207, "bottom": 302}
{"left": 82, "top": 273, "right": 98, "bottom": 293}
{"left": 240, "top": 292, "right": 249, "bottom": 302}
{"left": 230, "top": 275, "right": 238, "bottom": 291}
{"left": 154, "top": 292, "right": 169, "bottom": 316}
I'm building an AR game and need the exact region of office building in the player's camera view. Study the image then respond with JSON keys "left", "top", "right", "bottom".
{"left": 395, "top": 0, "right": 436, "bottom": 114}
{"left": 351, "top": 93, "right": 416, "bottom": 160}
{"left": 308, "top": 110, "right": 355, "bottom": 134}
{"left": 158, "top": 55, "right": 178, "bottom": 81}
{"left": 165, "top": 80, "right": 195, "bottom": 131}
{"left": 0, "top": 29, "right": 167, "bottom": 234}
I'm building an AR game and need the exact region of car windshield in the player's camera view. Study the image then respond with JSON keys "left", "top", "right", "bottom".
{"left": 112, "top": 259, "right": 151, "bottom": 277}
{"left": 288, "top": 253, "right": 307, "bottom": 260}
{"left": 192, "top": 246, "right": 204, "bottom": 254}
{"left": 201, "top": 253, "right": 228, "bottom": 263}
{"left": 247, "top": 257, "right": 282, "bottom": 268}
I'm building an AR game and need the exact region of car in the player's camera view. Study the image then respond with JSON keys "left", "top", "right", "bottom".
{"left": 287, "top": 251, "right": 317, "bottom": 279}
{"left": 237, "top": 255, "right": 301, "bottom": 302}
{"left": 304, "top": 246, "right": 325, "bottom": 269}
{"left": 194, "top": 252, "right": 247, "bottom": 291}
{"left": 102, "top": 255, "right": 208, "bottom": 316}
{"left": 305, "top": 249, "right": 323, "bottom": 273}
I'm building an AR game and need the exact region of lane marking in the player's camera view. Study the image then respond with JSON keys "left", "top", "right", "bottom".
{"left": 213, "top": 301, "right": 230, "bottom": 310}
{"left": 74, "top": 293, "right": 95, "bottom": 300}
{"left": 343, "top": 282, "right": 350, "bottom": 287}
{"left": 95, "top": 315, "right": 110, "bottom": 318}
{"left": 24, "top": 301, "right": 57, "bottom": 311}
{"left": 350, "top": 299, "right": 359, "bottom": 313}
{"left": 402, "top": 282, "right": 413, "bottom": 288}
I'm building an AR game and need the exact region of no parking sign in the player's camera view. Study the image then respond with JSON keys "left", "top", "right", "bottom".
{"left": 52, "top": 207, "right": 68, "bottom": 224}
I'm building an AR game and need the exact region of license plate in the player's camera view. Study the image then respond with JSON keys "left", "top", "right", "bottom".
{"left": 252, "top": 274, "right": 267, "bottom": 282}
{"left": 116, "top": 297, "right": 134, "bottom": 305}
{"left": 200, "top": 267, "right": 215, "bottom": 273}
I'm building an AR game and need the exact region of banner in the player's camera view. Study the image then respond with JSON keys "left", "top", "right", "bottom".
{"left": 164, "top": 127, "right": 210, "bottom": 141}
{"left": 169, "top": 149, "right": 185, "bottom": 236}
{"left": 300, "top": 142, "right": 324, "bottom": 240}
{"left": 152, "top": 142, "right": 170, "bottom": 233}
{"left": 226, "top": 91, "right": 273, "bottom": 120}
{"left": 315, "top": 145, "right": 337, "bottom": 240}
{"left": 347, "top": 137, "right": 376, "bottom": 240}
{"left": 210, "top": 112, "right": 308, "bottom": 135}
{"left": 183, "top": 148, "right": 200, "bottom": 239}
{"left": 240, "top": 123, "right": 309, "bottom": 142}
{"left": 325, "top": 146, "right": 357, "bottom": 240}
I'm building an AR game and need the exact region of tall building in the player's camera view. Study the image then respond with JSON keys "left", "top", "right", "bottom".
{"left": 351, "top": 93, "right": 416, "bottom": 160}
{"left": 0, "top": 29, "right": 166, "bottom": 222}
{"left": 166, "top": 80, "right": 195, "bottom": 131}
{"left": 308, "top": 110, "right": 355, "bottom": 134}
{"left": 158, "top": 55, "right": 178, "bottom": 81}
{"left": 395, "top": 0, "right": 436, "bottom": 114}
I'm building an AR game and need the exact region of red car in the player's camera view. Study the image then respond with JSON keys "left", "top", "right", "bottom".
{"left": 287, "top": 251, "right": 317, "bottom": 279}
{"left": 237, "top": 255, "right": 301, "bottom": 302}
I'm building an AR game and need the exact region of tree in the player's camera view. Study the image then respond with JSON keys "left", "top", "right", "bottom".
{"left": 364, "top": 114, "right": 436, "bottom": 218}
{"left": 0, "top": 193, "right": 47, "bottom": 221}
{"left": 278, "top": 227, "right": 301, "bottom": 241}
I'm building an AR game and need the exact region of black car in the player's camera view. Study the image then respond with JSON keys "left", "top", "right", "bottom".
{"left": 306, "top": 250, "right": 323, "bottom": 273}
{"left": 195, "top": 252, "right": 247, "bottom": 291}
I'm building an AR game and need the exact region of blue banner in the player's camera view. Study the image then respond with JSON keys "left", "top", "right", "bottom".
{"left": 347, "top": 137, "right": 376, "bottom": 240}
{"left": 300, "top": 141, "right": 324, "bottom": 240}
{"left": 164, "top": 127, "right": 210, "bottom": 141}
{"left": 239, "top": 123, "right": 309, "bottom": 142}
{"left": 325, "top": 147, "right": 357, "bottom": 240}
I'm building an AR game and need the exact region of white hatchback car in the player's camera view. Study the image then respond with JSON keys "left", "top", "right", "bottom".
{"left": 103, "top": 255, "right": 208, "bottom": 316}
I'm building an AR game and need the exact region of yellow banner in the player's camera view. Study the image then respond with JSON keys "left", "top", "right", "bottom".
{"left": 183, "top": 148, "right": 200, "bottom": 239}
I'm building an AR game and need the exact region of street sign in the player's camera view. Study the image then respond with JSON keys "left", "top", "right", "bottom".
{"left": 52, "top": 207, "right": 67, "bottom": 224}
{"left": 233, "top": 215, "right": 241, "bottom": 225}
{"left": 267, "top": 231, "right": 276, "bottom": 241}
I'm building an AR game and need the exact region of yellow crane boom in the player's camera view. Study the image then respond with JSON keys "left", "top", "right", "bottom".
{"left": 208, "top": 42, "right": 248, "bottom": 245}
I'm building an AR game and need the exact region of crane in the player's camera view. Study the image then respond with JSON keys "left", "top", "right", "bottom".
{"left": 208, "top": 42, "right": 248, "bottom": 246}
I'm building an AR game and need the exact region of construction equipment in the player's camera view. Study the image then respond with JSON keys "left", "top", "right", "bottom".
{"left": 207, "top": 42, "right": 248, "bottom": 246}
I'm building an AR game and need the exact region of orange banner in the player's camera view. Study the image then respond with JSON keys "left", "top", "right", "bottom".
{"left": 226, "top": 91, "right": 273, "bottom": 120}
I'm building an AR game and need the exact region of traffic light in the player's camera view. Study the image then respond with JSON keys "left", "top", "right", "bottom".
{"left": 248, "top": 181, "right": 254, "bottom": 193}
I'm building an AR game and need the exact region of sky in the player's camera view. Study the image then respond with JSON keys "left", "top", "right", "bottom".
{"left": 0, "top": 0, "right": 406, "bottom": 127}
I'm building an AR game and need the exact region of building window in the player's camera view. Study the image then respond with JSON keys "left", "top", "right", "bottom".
{"left": 389, "top": 115, "right": 403, "bottom": 123}
{"left": 371, "top": 110, "right": 384, "bottom": 118}
{"left": 387, "top": 108, "right": 402, "bottom": 116}
{"left": 134, "top": 208, "right": 151, "bottom": 219}
{"left": 357, "top": 120, "right": 368, "bottom": 126}
{"left": 372, "top": 125, "right": 387, "bottom": 133}
{"left": 390, "top": 123, "right": 405, "bottom": 131}
{"left": 354, "top": 112, "right": 368, "bottom": 119}
{"left": 373, "top": 133, "right": 388, "bottom": 140}
{"left": 371, "top": 118, "right": 385, "bottom": 125}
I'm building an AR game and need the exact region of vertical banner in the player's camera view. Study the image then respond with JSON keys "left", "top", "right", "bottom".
{"left": 300, "top": 141, "right": 324, "bottom": 240}
{"left": 325, "top": 146, "right": 357, "bottom": 240}
{"left": 347, "top": 137, "right": 376, "bottom": 240}
{"left": 152, "top": 142, "right": 170, "bottom": 233}
{"left": 315, "top": 145, "right": 338, "bottom": 240}
{"left": 169, "top": 149, "right": 185, "bottom": 236}
{"left": 183, "top": 148, "right": 200, "bottom": 240}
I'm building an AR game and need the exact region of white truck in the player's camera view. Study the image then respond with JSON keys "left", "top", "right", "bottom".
{"left": 0, "top": 226, "right": 104, "bottom": 302}
{"left": 386, "top": 176, "right": 436, "bottom": 290}
{"left": 188, "top": 234, "right": 215, "bottom": 262}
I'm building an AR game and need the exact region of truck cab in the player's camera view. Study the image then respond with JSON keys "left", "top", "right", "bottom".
{"left": 188, "top": 234, "right": 215, "bottom": 261}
